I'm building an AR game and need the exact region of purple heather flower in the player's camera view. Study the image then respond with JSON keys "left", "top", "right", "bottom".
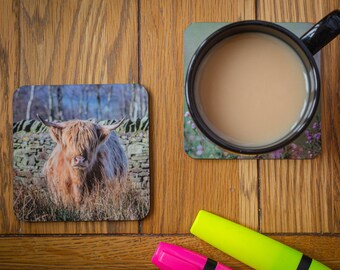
{"left": 185, "top": 111, "right": 190, "bottom": 118}
{"left": 290, "top": 143, "right": 298, "bottom": 149}
{"left": 306, "top": 150, "right": 314, "bottom": 158}
{"left": 305, "top": 130, "right": 312, "bottom": 142}
{"left": 269, "top": 148, "right": 284, "bottom": 159}
{"left": 312, "top": 122, "right": 320, "bottom": 130}
{"left": 197, "top": 144, "right": 203, "bottom": 151}
{"left": 288, "top": 143, "right": 303, "bottom": 159}
{"left": 191, "top": 123, "right": 196, "bottom": 129}
{"left": 196, "top": 150, "right": 203, "bottom": 156}
{"left": 313, "top": 132, "right": 321, "bottom": 140}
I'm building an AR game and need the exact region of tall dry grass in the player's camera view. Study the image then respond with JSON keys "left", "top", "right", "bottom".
{"left": 13, "top": 180, "right": 149, "bottom": 221}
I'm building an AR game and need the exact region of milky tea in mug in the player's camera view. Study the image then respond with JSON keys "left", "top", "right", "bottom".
{"left": 195, "top": 32, "right": 308, "bottom": 148}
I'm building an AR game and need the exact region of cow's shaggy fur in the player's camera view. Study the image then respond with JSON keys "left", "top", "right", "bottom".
{"left": 41, "top": 118, "right": 127, "bottom": 206}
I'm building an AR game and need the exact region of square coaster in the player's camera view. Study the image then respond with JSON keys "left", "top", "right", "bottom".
{"left": 13, "top": 84, "right": 150, "bottom": 221}
{"left": 184, "top": 23, "right": 321, "bottom": 160}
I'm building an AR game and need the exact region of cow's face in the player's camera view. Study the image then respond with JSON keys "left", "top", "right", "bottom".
{"left": 38, "top": 116, "right": 124, "bottom": 171}
{"left": 59, "top": 121, "right": 101, "bottom": 170}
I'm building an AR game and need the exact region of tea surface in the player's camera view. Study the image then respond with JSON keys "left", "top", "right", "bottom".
{"left": 196, "top": 32, "right": 308, "bottom": 147}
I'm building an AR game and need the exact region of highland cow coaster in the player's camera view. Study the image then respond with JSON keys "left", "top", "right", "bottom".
{"left": 13, "top": 84, "right": 150, "bottom": 221}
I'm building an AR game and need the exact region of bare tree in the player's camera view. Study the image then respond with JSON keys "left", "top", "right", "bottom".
{"left": 120, "top": 86, "right": 126, "bottom": 118}
{"left": 78, "top": 88, "right": 84, "bottom": 118}
{"left": 48, "top": 86, "right": 54, "bottom": 121}
{"left": 107, "top": 86, "right": 113, "bottom": 119}
{"left": 56, "top": 87, "right": 63, "bottom": 120}
{"left": 85, "top": 86, "right": 89, "bottom": 119}
{"left": 108, "top": 85, "right": 112, "bottom": 104}
{"left": 26, "top": 86, "right": 35, "bottom": 120}
{"left": 69, "top": 90, "right": 75, "bottom": 119}
{"left": 96, "top": 85, "right": 102, "bottom": 120}
{"left": 130, "top": 84, "right": 142, "bottom": 121}
{"left": 140, "top": 86, "right": 145, "bottom": 118}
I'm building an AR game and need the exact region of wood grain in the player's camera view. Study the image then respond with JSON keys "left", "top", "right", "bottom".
{"left": 139, "top": 0, "right": 258, "bottom": 234}
{"left": 0, "top": 0, "right": 339, "bottom": 268}
{"left": 0, "top": 235, "right": 338, "bottom": 269}
{"left": 0, "top": 0, "right": 139, "bottom": 234}
{"left": 258, "top": 0, "right": 340, "bottom": 233}
{"left": 0, "top": 0, "right": 19, "bottom": 234}
{"left": 20, "top": 0, "right": 138, "bottom": 84}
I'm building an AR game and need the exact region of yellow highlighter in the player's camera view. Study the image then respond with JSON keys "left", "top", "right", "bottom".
{"left": 190, "top": 210, "right": 330, "bottom": 270}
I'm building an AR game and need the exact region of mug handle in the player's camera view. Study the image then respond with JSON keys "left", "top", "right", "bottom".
{"left": 301, "top": 10, "right": 340, "bottom": 55}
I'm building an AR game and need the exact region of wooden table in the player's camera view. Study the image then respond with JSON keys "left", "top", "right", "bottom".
{"left": 0, "top": 0, "right": 339, "bottom": 269}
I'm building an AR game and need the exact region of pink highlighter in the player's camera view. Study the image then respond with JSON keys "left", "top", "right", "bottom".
{"left": 151, "top": 242, "right": 232, "bottom": 270}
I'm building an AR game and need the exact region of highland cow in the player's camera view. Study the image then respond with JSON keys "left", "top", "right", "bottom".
{"left": 38, "top": 115, "right": 127, "bottom": 206}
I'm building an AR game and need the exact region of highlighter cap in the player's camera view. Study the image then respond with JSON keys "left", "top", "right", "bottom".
{"left": 151, "top": 242, "right": 207, "bottom": 270}
{"left": 151, "top": 242, "right": 232, "bottom": 270}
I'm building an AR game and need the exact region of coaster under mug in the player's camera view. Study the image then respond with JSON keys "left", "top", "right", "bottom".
{"left": 184, "top": 23, "right": 321, "bottom": 160}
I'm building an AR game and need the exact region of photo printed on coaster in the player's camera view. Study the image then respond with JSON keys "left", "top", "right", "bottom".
{"left": 13, "top": 84, "right": 150, "bottom": 221}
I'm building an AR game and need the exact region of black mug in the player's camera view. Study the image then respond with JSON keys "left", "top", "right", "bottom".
{"left": 185, "top": 10, "right": 340, "bottom": 155}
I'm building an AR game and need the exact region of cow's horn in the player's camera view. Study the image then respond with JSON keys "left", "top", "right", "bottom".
{"left": 106, "top": 118, "right": 125, "bottom": 131}
{"left": 37, "top": 114, "right": 63, "bottom": 129}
